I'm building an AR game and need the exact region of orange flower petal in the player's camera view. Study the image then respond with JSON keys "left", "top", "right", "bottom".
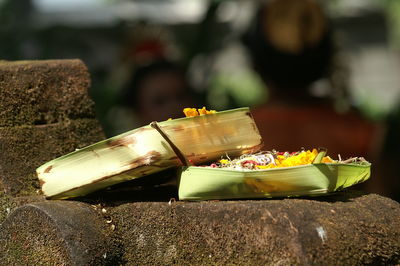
{"left": 183, "top": 108, "right": 199, "bottom": 117}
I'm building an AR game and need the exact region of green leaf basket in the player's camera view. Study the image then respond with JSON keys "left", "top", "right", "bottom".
{"left": 178, "top": 163, "right": 371, "bottom": 200}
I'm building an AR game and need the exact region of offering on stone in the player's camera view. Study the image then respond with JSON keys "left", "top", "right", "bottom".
{"left": 36, "top": 107, "right": 262, "bottom": 199}
{"left": 178, "top": 148, "right": 371, "bottom": 200}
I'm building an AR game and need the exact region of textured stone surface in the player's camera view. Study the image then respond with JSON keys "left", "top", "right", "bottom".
{"left": 0, "top": 119, "right": 104, "bottom": 197}
{"left": 0, "top": 193, "right": 45, "bottom": 225}
{"left": 0, "top": 59, "right": 96, "bottom": 127}
{"left": 109, "top": 192, "right": 400, "bottom": 265}
{"left": 0, "top": 59, "right": 105, "bottom": 198}
{"left": 0, "top": 200, "right": 120, "bottom": 265}
{"left": 1, "top": 192, "right": 399, "bottom": 265}
{"left": 0, "top": 58, "right": 114, "bottom": 263}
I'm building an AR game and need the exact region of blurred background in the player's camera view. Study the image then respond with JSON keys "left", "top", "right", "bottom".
{"left": 1, "top": 0, "right": 399, "bottom": 200}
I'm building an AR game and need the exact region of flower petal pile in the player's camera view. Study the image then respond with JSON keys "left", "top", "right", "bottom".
{"left": 205, "top": 149, "right": 368, "bottom": 170}
{"left": 183, "top": 107, "right": 216, "bottom": 117}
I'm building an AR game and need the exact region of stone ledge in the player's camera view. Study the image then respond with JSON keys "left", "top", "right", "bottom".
{"left": 0, "top": 59, "right": 96, "bottom": 127}
{"left": 2, "top": 192, "right": 398, "bottom": 265}
{"left": 111, "top": 193, "right": 400, "bottom": 265}
{"left": 0, "top": 119, "right": 104, "bottom": 196}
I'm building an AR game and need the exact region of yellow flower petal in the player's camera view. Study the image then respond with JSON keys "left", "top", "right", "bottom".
{"left": 183, "top": 108, "right": 199, "bottom": 117}
{"left": 219, "top": 159, "right": 229, "bottom": 164}
{"left": 198, "top": 107, "right": 217, "bottom": 115}
{"left": 322, "top": 156, "right": 334, "bottom": 163}
{"left": 206, "top": 109, "right": 216, "bottom": 114}
{"left": 198, "top": 107, "right": 207, "bottom": 115}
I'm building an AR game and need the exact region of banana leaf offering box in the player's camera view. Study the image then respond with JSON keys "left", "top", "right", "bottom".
{"left": 36, "top": 107, "right": 371, "bottom": 200}
{"left": 37, "top": 107, "right": 262, "bottom": 199}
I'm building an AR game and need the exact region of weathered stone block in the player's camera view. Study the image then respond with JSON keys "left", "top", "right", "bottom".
{"left": 0, "top": 119, "right": 104, "bottom": 196}
{"left": 0, "top": 201, "right": 119, "bottom": 265}
{"left": 1, "top": 192, "right": 399, "bottom": 264}
{"left": 110, "top": 193, "right": 400, "bottom": 265}
{"left": 0, "top": 59, "right": 96, "bottom": 127}
{"left": 0, "top": 59, "right": 105, "bottom": 224}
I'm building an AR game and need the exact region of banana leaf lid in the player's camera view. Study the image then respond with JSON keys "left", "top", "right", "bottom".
{"left": 36, "top": 107, "right": 262, "bottom": 199}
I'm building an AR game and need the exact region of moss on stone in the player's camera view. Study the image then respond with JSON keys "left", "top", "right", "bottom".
{"left": 0, "top": 192, "right": 15, "bottom": 224}
{"left": 0, "top": 59, "right": 96, "bottom": 127}
{"left": 0, "top": 119, "right": 104, "bottom": 197}
{"left": 109, "top": 192, "right": 400, "bottom": 265}
{"left": 0, "top": 203, "right": 75, "bottom": 265}
{"left": 0, "top": 188, "right": 45, "bottom": 224}
{"left": 1, "top": 191, "right": 399, "bottom": 264}
{"left": 0, "top": 201, "right": 121, "bottom": 265}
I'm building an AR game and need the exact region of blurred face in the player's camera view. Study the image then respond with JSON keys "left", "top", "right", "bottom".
{"left": 136, "top": 70, "right": 193, "bottom": 123}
